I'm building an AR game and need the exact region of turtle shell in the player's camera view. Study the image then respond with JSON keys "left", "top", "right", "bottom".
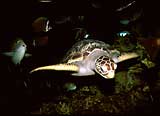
{"left": 61, "top": 39, "right": 112, "bottom": 63}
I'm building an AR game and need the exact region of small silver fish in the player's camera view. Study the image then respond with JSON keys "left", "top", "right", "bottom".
{"left": 117, "top": 31, "right": 130, "bottom": 37}
{"left": 119, "top": 20, "right": 130, "bottom": 25}
{"left": 2, "top": 38, "right": 31, "bottom": 65}
{"left": 63, "top": 82, "right": 77, "bottom": 91}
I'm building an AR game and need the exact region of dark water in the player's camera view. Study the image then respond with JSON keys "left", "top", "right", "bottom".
{"left": 0, "top": 1, "right": 160, "bottom": 115}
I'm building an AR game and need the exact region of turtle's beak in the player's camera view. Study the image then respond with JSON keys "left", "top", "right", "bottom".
{"left": 30, "top": 63, "right": 79, "bottom": 73}
{"left": 105, "top": 70, "right": 115, "bottom": 79}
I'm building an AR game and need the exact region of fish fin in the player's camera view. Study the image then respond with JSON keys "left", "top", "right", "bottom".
{"left": 2, "top": 52, "right": 13, "bottom": 56}
{"left": 25, "top": 53, "right": 32, "bottom": 57}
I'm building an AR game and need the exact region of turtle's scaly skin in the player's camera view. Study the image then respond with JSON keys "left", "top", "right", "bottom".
{"left": 30, "top": 39, "right": 138, "bottom": 79}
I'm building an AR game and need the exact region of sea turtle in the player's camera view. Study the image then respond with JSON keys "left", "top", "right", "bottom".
{"left": 30, "top": 39, "right": 138, "bottom": 79}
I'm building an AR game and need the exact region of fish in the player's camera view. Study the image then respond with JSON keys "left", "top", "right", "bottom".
{"left": 38, "top": 0, "right": 52, "bottom": 2}
{"left": 63, "top": 82, "right": 77, "bottom": 91}
{"left": 119, "top": 20, "right": 130, "bottom": 25}
{"left": 117, "top": 31, "right": 130, "bottom": 37}
{"left": 32, "top": 17, "right": 51, "bottom": 47}
{"left": 32, "top": 17, "right": 52, "bottom": 33}
{"left": 119, "top": 10, "right": 143, "bottom": 25}
{"left": 2, "top": 38, "right": 32, "bottom": 65}
{"left": 116, "top": 1, "right": 136, "bottom": 12}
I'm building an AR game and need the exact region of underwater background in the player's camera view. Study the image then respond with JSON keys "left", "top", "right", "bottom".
{"left": 0, "top": 0, "right": 160, "bottom": 116}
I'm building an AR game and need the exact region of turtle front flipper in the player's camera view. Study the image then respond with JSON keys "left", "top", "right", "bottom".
{"left": 116, "top": 52, "right": 139, "bottom": 63}
{"left": 30, "top": 63, "right": 79, "bottom": 73}
{"left": 30, "top": 63, "right": 96, "bottom": 77}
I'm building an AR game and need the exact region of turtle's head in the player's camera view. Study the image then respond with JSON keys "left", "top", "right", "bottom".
{"left": 95, "top": 55, "right": 117, "bottom": 79}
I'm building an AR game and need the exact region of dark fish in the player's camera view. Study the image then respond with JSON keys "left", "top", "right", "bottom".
{"left": 116, "top": 1, "right": 136, "bottom": 12}
{"left": 32, "top": 17, "right": 52, "bottom": 33}
{"left": 38, "top": 0, "right": 52, "bottom": 2}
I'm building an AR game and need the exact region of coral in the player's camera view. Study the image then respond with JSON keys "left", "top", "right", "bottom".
{"left": 55, "top": 102, "right": 73, "bottom": 115}
{"left": 37, "top": 83, "right": 152, "bottom": 115}
{"left": 39, "top": 102, "right": 55, "bottom": 115}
